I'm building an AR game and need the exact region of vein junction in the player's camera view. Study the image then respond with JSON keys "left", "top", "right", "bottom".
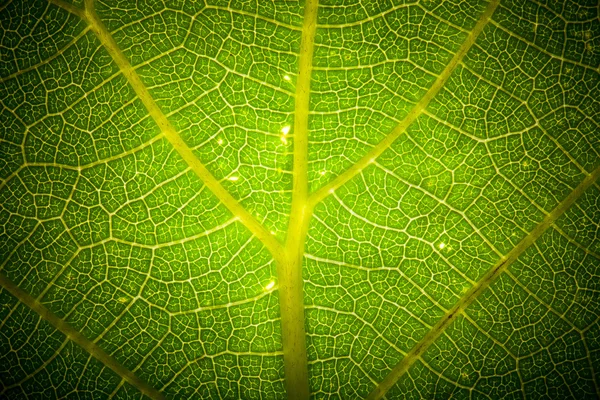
{"left": 1, "top": 0, "right": 595, "bottom": 399}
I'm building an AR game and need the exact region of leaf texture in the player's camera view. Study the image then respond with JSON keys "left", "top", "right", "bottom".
{"left": 0, "top": 0, "right": 599, "bottom": 399}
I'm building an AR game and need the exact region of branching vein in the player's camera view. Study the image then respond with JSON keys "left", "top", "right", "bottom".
{"left": 75, "top": 0, "right": 284, "bottom": 261}
{"left": 367, "top": 164, "right": 600, "bottom": 399}
{"left": 308, "top": 0, "right": 501, "bottom": 208}
{"left": 0, "top": 272, "right": 165, "bottom": 400}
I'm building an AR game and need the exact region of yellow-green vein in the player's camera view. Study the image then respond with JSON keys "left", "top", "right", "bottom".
{"left": 76, "top": 0, "right": 284, "bottom": 261}
{"left": 0, "top": 272, "right": 166, "bottom": 400}
{"left": 308, "top": 0, "right": 501, "bottom": 208}
{"left": 277, "top": 0, "right": 319, "bottom": 398}
{"left": 366, "top": 164, "right": 600, "bottom": 400}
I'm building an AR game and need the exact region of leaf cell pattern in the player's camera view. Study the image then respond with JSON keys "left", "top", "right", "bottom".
{"left": 0, "top": 0, "right": 599, "bottom": 399}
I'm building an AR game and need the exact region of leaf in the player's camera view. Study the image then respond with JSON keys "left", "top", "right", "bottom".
{"left": 1, "top": 0, "right": 599, "bottom": 399}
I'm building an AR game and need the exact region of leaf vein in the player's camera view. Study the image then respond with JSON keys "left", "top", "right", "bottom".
{"left": 309, "top": 0, "right": 501, "bottom": 207}
{"left": 76, "top": 0, "right": 284, "bottom": 260}
{"left": 0, "top": 272, "right": 166, "bottom": 400}
{"left": 367, "top": 164, "right": 600, "bottom": 399}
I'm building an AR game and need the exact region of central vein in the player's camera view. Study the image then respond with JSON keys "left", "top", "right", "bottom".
{"left": 278, "top": 0, "right": 319, "bottom": 398}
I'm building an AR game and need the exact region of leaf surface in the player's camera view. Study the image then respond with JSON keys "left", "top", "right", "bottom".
{"left": 1, "top": 0, "right": 599, "bottom": 399}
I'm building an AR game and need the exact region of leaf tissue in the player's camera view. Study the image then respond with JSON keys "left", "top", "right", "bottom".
{"left": 1, "top": 0, "right": 599, "bottom": 399}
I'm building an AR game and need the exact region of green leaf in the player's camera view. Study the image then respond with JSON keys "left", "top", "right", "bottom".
{"left": 1, "top": 0, "right": 599, "bottom": 399}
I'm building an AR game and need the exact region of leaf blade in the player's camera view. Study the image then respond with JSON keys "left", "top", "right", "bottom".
{"left": 81, "top": 0, "right": 284, "bottom": 260}
{"left": 367, "top": 164, "right": 600, "bottom": 399}
{"left": 0, "top": 271, "right": 165, "bottom": 400}
{"left": 309, "top": 0, "right": 501, "bottom": 207}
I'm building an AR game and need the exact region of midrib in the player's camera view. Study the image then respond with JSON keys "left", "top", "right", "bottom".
{"left": 275, "top": 0, "right": 319, "bottom": 398}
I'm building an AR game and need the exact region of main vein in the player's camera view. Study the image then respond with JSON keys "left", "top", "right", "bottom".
{"left": 0, "top": 272, "right": 165, "bottom": 400}
{"left": 73, "top": 0, "right": 284, "bottom": 261}
{"left": 276, "top": 0, "right": 319, "bottom": 399}
{"left": 367, "top": 164, "right": 600, "bottom": 399}
{"left": 308, "top": 0, "right": 501, "bottom": 208}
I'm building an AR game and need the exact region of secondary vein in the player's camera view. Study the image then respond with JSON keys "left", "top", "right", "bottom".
{"left": 367, "top": 164, "right": 600, "bottom": 399}
{"left": 77, "top": 0, "right": 284, "bottom": 261}
{"left": 0, "top": 272, "right": 166, "bottom": 400}
{"left": 308, "top": 0, "right": 501, "bottom": 208}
